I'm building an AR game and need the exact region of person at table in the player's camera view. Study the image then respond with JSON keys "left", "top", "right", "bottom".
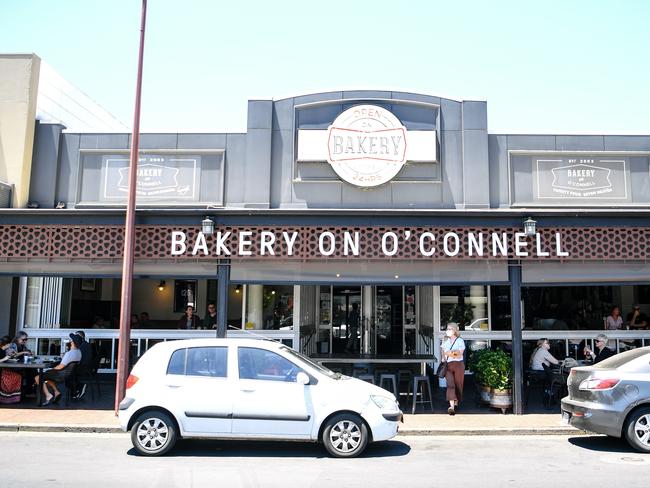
{"left": 606, "top": 306, "right": 623, "bottom": 330}
{"left": 441, "top": 322, "right": 466, "bottom": 416}
{"left": 4, "top": 331, "right": 33, "bottom": 359}
{"left": 139, "top": 312, "right": 152, "bottom": 329}
{"left": 584, "top": 334, "right": 615, "bottom": 364}
{"left": 0, "top": 344, "right": 23, "bottom": 404}
{"left": 205, "top": 303, "right": 218, "bottom": 329}
{"left": 35, "top": 333, "right": 83, "bottom": 406}
{"left": 626, "top": 305, "right": 648, "bottom": 330}
{"left": 178, "top": 305, "right": 201, "bottom": 330}
{"left": 529, "top": 338, "right": 560, "bottom": 393}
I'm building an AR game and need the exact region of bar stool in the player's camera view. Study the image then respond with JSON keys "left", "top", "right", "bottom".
{"left": 411, "top": 375, "right": 434, "bottom": 414}
{"left": 378, "top": 373, "right": 398, "bottom": 397}
{"left": 357, "top": 374, "right": 375, "bottom": 385}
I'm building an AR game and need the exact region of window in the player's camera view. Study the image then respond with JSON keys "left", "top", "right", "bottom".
{"left": 186, "top": 347, "right": 228, "bottom": 377}
{"left": 167, "top": 348, "right": 186, "bottom": 375}
{"left": 166, "top": 347, "right": 228, "bottom": 377}
{"left": 238, "top": 347, "right": 302, "bottom": 382}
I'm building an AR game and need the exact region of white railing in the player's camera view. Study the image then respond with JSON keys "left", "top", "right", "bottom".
{"left": 22, "top": 327, "right": 295, "bottom": 372}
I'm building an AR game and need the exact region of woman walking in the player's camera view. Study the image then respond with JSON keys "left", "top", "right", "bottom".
{"left": 441, "top": 322, "right": 465, "bottom": 415}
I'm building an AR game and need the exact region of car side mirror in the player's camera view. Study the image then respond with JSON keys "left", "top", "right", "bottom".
{"left": 296, "top": 372, "right": 310, "bottom": 385}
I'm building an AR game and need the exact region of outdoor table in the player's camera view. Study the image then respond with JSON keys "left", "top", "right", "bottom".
{"left": 312, "top": 354, "right": 436, "bottom": 376}
{"left": 0, "top": 359, "right": 57, "bottom": 406}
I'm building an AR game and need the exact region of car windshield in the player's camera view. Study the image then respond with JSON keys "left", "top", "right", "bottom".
{"left": 593, "top": 346, "right": 650, "bottom": 371}
{"left": 280, "top": 346, "right": 341, "bottom": 379}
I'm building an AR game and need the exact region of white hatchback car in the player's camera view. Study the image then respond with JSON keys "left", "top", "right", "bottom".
{"left": 119, "top": 338, "right": 402, "bottom": 457}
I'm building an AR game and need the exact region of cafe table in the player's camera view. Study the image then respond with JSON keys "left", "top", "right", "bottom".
{"left": 0, "top": 358, "right": 57, "bottom": 406}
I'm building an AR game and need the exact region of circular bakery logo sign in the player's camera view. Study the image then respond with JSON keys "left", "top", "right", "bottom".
{"left": 327, "top": 105, "right": 407, "bottom": 187}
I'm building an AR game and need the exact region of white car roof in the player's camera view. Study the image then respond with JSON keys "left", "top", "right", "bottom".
{"left": 147, "top": 337, "right": 286, "bottom": 355}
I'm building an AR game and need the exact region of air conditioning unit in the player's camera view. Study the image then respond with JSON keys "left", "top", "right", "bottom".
{"left": 0, "top": 181, "right": 12, "bottom": 208}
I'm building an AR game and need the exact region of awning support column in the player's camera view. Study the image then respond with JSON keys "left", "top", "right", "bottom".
{"left": 216, "top": 259, "right": 230, "bottom": 338}
{"left": 509, "top": 260, "right": 524, "bottom": 415}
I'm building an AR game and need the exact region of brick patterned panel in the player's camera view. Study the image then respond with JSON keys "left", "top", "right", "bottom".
{"left": 0, "top": 224, "right": 648, "bottom": 261}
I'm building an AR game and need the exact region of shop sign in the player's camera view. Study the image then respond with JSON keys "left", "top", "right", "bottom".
{"left": 326, "top": 105, "right": 407, "bottom": 187}
{"left": 170, "top": 229, "right": 570, "bottom": 259}
{"left": 536, "top": 158, "right": 628, "bottom": 200}
{"left": 296, "top": 104, "right": 437, "bottom": 186}
{"left": 103, "top": 155, "right": 199, "bottom": 200}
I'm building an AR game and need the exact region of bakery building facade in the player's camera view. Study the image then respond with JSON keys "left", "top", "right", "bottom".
{"left": 2, "top": 54, "right": 650, "bottom": 413}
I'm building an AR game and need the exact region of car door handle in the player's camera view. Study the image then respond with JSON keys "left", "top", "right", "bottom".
{"left": 165, "top": 383, "right": 182, "bottom": 388}
{"left": 240, "top": 388, "right": 256, "bottom": 393}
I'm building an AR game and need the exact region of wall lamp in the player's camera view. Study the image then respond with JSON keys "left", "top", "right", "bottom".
{"left": 523, "top": 217, "right": 537, "bottom": 237}
{"left": 235, "top": 284, "right": 241, "bottom": 294}
{"left": 158, "top": 280, "right": 166, "bottom": 291}
{"left": 202, "top": 217, "right": 215, "bottom": 235}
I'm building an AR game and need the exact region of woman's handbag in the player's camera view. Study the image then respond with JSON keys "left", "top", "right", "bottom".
{"left": 436, "top": 361, "right": 448, "bottom": 378}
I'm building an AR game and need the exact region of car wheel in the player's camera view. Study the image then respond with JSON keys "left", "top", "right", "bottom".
{"left": 131, "top": 411, "right": 178, "bottom": 456}
{"left": 322, "top": 413, "right": 368, "bottom": 458}
{"left": 624, "top": 407, "right": 650, "bottom": 453}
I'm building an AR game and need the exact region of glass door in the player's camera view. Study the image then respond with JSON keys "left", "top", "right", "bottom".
{"left": 374, "top": 286, "right": 404, "bottom": 355}
{"left": 331, "top": 286, "right": 362, "bottom": 354}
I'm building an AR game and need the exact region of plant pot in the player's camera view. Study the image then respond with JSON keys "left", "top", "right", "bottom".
{"left": 478, "top": 384, "right": 492, "bottom": 405}
{"left": 489, "top": 388, "right": 512, "bottom": 414}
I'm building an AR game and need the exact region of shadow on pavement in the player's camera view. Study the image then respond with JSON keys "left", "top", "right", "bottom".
{"left": 568, "top": 435, "right": 637, "bottom": 453}
{"left": 127, "top": 439, "right": 411, "bottom": 459}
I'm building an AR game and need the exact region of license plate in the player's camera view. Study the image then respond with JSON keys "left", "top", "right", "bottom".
{"left": 562, "top": 411, "right": 571, "bottom": 424}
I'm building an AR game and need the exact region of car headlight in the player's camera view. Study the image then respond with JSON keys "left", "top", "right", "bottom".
{"left": 370, "top": 395, "right": 398, "bottom": 411}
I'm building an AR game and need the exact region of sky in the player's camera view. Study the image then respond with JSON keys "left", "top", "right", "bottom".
{"left": 1, "top": 0, "right": 649, "bottom": 134}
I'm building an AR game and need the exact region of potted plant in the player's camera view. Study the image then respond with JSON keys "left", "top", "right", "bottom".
{"left": 467, "top": 348, "right": 493, "bottom": 404}
{"left": 479, "top": 349, "right": 513, "bottom": 414}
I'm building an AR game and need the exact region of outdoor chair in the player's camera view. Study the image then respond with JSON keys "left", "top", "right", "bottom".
{"left": 53, "top": 361, "right": 79, "bottom": 406}
{"left": 410, "top": 375, "right": 434, "bottom": 414}
{"left": 356, "top": 374, "right": 375, "bottom": 384}
{"left": 378, "top": 373, "right": 398, "bottom": 397}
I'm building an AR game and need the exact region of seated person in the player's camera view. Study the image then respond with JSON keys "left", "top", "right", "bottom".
{"left": 627, "top": 305, "right": 648, "bottom": 330}
{"left": 529, "top": 339, "right": 560, "bottom": 389}
{"left": 4, "top": 331, "right": 33, "bottom": 359}
{"left": 584, "top": 334, "right": 615, "bottom": 364}
{"left": 177, "top": 305, "right": 201, "bottom": 330}
{"left": 35, "top": 333, "right": 83, "bottom": 406}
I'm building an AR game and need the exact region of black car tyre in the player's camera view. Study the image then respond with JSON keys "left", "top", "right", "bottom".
{"left": 322, "top": 413, "right": 368, "bottom": 458}
{"left": 624, "top": 407, "right": 650, "bottom": 453}
{"left": 131, "top": 410, "right": 178, "bottom": 456}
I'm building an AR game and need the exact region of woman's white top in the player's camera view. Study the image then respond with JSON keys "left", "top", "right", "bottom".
{"left": 442, "top": 337, "right": 465, "bottom": 362}
{"left": 531, "top": 348, "right": 555, "bottom": 371}
{"left": 606, "top": 315, "right": 623, "bottom": 330}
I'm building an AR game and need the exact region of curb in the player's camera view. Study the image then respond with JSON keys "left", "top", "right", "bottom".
{"left": 0, "top": 424, "right": 583, "bottom": 436}
{"left": 0, "top": 424, "right": 123, "bottom": 434}
{"left": 397, "top": 427, "right": 585, "bottom": 436}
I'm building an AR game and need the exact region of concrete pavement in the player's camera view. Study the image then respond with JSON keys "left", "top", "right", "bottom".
{"left": 0, "top": 408, "right": 581, "bottom": 435}
{"left": 0, "top": 432, "right": 646, "bottom": 488}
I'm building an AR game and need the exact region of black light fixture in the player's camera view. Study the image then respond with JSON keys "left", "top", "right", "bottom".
{"left": 158, "top": 280, "right": 166, "bottom": 291}
{"left": 235, "top": 284, "right": 241, "bottom": 294}
{"left": 523, "top": 217, "right": 537, "bottom": 237}
{"left": 202, "top": 216, "right": 215, "bottom": 235}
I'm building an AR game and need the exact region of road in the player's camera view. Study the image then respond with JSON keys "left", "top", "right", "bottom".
{"left": 0, "top": 432, "right": 648, "bottom": 488}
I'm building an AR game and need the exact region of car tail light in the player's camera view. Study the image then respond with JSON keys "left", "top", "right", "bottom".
{"left": 578, "top": 378, "right": 620, "bottom": 391}
{"left": 126, "top": 374, "right": 139, "bottom": 390}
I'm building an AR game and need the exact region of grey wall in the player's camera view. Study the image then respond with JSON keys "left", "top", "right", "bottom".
{"left": 488, "top": 135, "right": 650, "bottom": 208}
{"left": 0, "top": 277, "right": 12, "bottom": 337}
{"left": 29, "top": 122, "right": 64, "bottom": 208}
{"left": 27, "top": 91, "right": 650, "bottom": 211}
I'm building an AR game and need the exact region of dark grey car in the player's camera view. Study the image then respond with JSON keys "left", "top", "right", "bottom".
{"left": 561, "top": 346, "right": 650, "bottom": 452}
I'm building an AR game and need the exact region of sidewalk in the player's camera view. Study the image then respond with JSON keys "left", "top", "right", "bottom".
{"left": 0, "top": 409, "right": 582, "bottom": 436}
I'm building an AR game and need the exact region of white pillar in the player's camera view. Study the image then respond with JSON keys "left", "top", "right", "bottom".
{"left": 470, "top": 285, "right": 486, "bottom": 322}
{"left": 247, "top": 284, "right": 264, "bottom": 330}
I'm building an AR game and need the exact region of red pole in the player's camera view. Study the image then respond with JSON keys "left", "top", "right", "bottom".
{"left": 115, "top": 0, "right": 147, "bottom": 415}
